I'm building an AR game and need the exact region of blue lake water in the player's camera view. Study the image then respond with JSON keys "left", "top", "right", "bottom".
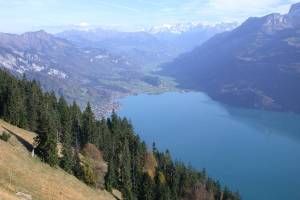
{"left": 117, "top": 92, "right": 300, "bottom": 200}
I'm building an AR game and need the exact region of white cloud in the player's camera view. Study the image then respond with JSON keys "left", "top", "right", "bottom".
{"left": 208, "top": 0, "right": 280, "bottom": 10}
{"left": 78, "top": 22, "right": 90, "bottom": 27}
{"left": 207, "top": 0, "right": 295, "bottom": 13}
{"left": 181, "top": 0, "right": 300, "bottom": 22}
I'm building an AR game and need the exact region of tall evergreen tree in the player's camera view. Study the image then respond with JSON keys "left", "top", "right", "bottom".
{"left": 154, "top": 170, "right": 171, "bottom": 200}
{"left": 25, "top": 81, "right": 41, "bottom": 131}
{"left": 120, "top": 138, "right": 133, "bottom": 199}
{"left": 70, "top": 101, "right": 82, "bottom": 149}
{"left": 35, "top": 108, "right": 58, "bottom": 167}
{"left": 60, "top": 128, "right": 74, "bottom": 173}
{"left": 98, "top": 118, "right": 112, "bottom": 160}
{"left": 81, "top": 102, "right": 96, "bottom": 146}
{"left": 58, "top": 97, "right": 74, "bottom": 173}
{"left": 3, "top": 79, "right": 24, "bottom": 126}
{"left": 105, "top": 158, "right": 117, "bottom": 192}
{"left": 138, "top": 173, "right": 154, "bottom": 200}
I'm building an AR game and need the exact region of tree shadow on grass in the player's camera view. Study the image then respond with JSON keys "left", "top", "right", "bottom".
{"left": 2, "top": 126, "right": 33, "bottom": 152}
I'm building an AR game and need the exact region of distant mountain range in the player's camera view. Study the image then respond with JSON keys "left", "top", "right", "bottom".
{"left": 57, "top": 29, "right": 172, "bottom": 67}
{"left": 2, "top": 3, "right": 300, "bottom": 113}
{"left": 0, "top": 30, "right": 144, "bottom": 114}
{"left": 148, "top": 22, "right": 238, "bottom": 54}
{"left": 56, "top": 22, "right": 237, "bottom": 67}
{"left": 0, "top": 30, "right": 141, "bottom": 78}
{"left": 160, "top": 3, "right": 300, "bottom": 112}
{"left": 0, "top": 21, "right": 243, "bottom": 115}
{"left": 148, "top": 22, "right": 237, "bottom": 34}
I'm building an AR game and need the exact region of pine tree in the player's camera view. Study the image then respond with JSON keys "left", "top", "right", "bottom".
{"left": 18, "top": 76, "right": 28, "bottom": 128}
{"left": 25, "top": 81, "right": 41, "bottom": 131}
{"left": 154, "top": 170, "right": 171, "bottom": 200}
{"left": 105, "top": 158, "right": 117, "bottom": 192}
{"left": 138, "top": 173, "right": 154, "bottom": 200}
{"left": 166, "top": 161, "right": 178, "bottom": 199}
{"left": 98, "top": 118, "right": 112, "bottom": 160}
{"left": 110, "top": 110, "right": 119, "bottom": 130}
{"left": 35, "top": 108, "right": 58, "bottom": 167}
{"left": 0, "top": 70, "right": 7, "bottom": 116}
{"left": 81, "top": 102, "right": 96, "bottom": 146}
{"left": 44, "top": 92, "right": 60, "bottom": 141}
{"left": 58, "top": 97, "right": 74, "bottom": 173}
{"left": 120, "top": 138, "right": 133, "bottom": 199}
{"left": 3, "top": 79, "right": 24, "bottom": 126}
{"left": 70, "top": 101, "right": 82, "bottom": 148}
{"left": 60, "top": 130, "right": 74, "bottom": 173}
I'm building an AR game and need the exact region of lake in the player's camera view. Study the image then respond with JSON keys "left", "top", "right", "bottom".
{"left": 117, "top": 92, "right": 300, "bottom": 200}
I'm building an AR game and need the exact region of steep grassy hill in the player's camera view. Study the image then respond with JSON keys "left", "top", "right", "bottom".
{"left": 0, "top": 119, "right": 115, "bottom": 200}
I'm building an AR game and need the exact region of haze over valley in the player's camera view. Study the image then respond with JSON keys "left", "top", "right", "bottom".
{"left": 0, "top": 21, "right": 237, "bottom": 117}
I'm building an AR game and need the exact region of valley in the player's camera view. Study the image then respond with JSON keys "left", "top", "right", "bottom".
{"left": 0, "top": 30, "right": 175, "bottom": 117}
{"left": 0, "top": 22, "right": 236, "bottom": 117}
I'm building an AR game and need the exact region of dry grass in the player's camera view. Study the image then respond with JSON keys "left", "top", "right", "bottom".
{"left": 0, "top": 119, "right": 115, "bottom": 200}
{"left": 0, "top": 187, "right": 16, "bottom": 200}
{"left": 0, "top": 119, "right": 36, "bottom": 146}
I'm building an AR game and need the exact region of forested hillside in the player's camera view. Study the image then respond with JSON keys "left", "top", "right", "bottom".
{"left": 0, "top": 69, "right": 241, "bottom": 200}
{"left": 0, "top": 119, "right": 115, "bottom": 200}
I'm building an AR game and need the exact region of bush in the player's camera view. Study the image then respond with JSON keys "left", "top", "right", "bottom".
{"left": 82, "top": 163, "right": 97, "bottom": 186}
{"left": 0, "top": 131, "right": 11, "bottom": 142}
{"left": 82, "top": 143, "right": 102, "bottom": 160}
{"left": 81, "top": 143, "right": 107, "bottom": 188}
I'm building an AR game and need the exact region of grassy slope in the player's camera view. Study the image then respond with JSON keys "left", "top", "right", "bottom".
{"left": 0, "top": 119, "right": 115, "bottom": 200}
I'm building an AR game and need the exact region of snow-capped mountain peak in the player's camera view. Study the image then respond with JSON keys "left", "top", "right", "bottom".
{"left": 147, "top": 22, "right": 238, "bottom": 34}
{"left": 148, "top": 23, "right": 202, "bottom": 34}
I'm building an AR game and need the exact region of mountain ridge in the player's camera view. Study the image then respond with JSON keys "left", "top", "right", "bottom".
{"left": 147, "top": 22, "right": 238, "bottom": 34}
{"left": 0, "top": 30, "right": 145, "bottom": 116}
{"left": 56, "top": 22, "right": 237, "bottom": 66}
{"left": 160, "top": 2, "right": 300, "bottom": 112}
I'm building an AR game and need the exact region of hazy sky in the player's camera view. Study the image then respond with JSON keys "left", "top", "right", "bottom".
{"left": 0, "top": 0, "right": 298, "bottom": 33}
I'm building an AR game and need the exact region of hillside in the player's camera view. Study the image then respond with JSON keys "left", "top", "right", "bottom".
{"left": 0, "top": 119, "right": 115, "bottom": 200}
{"left": 0, "top": 69, "right": 241, "bottom": 200}
{"left": 160, "top": 2, "right": 300, "bottom": 112}
{"left": 0, "top": 30, "right": 170, "bottom": 117}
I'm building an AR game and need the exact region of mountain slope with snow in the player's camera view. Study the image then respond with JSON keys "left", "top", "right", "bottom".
{"left": 148, "top": 22, "right": 237, "bottom": 34}
{"left": 57, "top": 22, "right": 237, "bottom": 67}
{"left": 0, "top": 30, "right": 145, "bottom": 115}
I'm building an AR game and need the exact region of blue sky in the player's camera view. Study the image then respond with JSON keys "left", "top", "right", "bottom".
{"left": 0, "top": 0, "right": 298, "bottom": 33}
